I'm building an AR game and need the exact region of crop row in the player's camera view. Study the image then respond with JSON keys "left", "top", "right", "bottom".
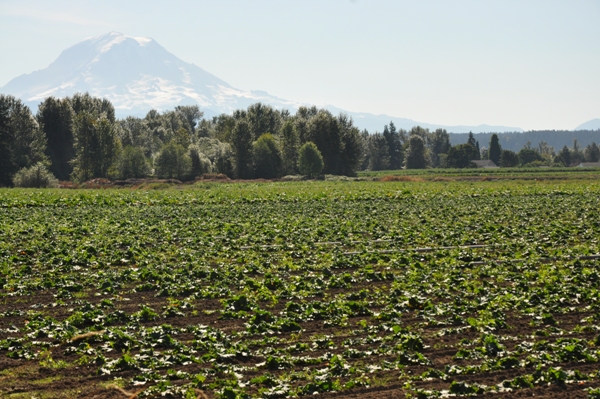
{"left": 0, "top": 181, "right": 599, "bottom": 398}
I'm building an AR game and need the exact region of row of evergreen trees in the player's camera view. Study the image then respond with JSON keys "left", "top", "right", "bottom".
{"left": 2, "top": 92, "right": 599, "bottom": 187}
{"left": 482, "top": 133, "right": 599, "bottom": 167}
{"left": 362, "top": 124, "right": 457, "bottom": 170}
{"left": 365, "top": 126, "right": 599, "bottom": 170}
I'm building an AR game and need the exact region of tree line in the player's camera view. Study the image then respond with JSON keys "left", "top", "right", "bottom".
{"left": 0, "top": 94, "right": 360, "bottom": 186}
{"left": 362, "top": 125, "right": 598, "bottom": 170}
{"left": 478, "top": 133, "right": 599, "bottom": 168}
{"left": 1, "top": 93, "right": 599, "bottom": 187}
{"left": 448, "top": 130, "right": 600, "bottom": 153}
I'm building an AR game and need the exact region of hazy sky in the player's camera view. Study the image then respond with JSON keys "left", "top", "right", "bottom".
{"left": 1, "top": 0, "right": 599, "bottom": 130}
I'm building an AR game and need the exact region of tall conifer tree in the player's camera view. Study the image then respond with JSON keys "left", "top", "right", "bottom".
{"left": 489, "top": 134, "right": 502, "bottom": 165}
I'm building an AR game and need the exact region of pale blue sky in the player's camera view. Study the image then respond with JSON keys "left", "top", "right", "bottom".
{"left": 1, "top": 0, "right": 599, "bottom": 130}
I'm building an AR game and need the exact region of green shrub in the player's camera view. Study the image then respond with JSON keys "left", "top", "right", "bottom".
{"left": 12, "top": 163, "right": 59, "bottom": 188}
{"left": 253, "top": 133, "right": 282, "bottom": 179}
{"left": 500, "top": 149, "right": 518, "bottom": 167}
{"left": 154, "top": 141, "right": 191, "bottom": 180}
{"left": 404, "top": 135, "right": 429, "bottom": 169}
{"left": 111, "top": 146, "right": 151, "bottom": 179}
{"left": 446, "top": 144, "right": 478, "bottom": 168}
{"left": 518, "top": 148, "right": 543, "bottom": 166}
{"left": 298, "top": 142, "right": 324, "bottom": 178}
{"left": 188, "top": 144, "right": 213, "bottom": 178}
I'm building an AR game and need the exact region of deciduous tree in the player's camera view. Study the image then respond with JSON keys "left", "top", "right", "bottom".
{"left": 71, "top": 111, "right": 119, "bottom": 182}
{"left": 298, "top": 142, "right": 324, "bottom": 178}
{"left": 188, "top": 144, "right": 212, "bottom": 177}
{"left": 253, "top": 133, "right": 282, "bottom": 179}
{"left": 446, "top": 144, "right": 478, "bottom": 168}
{"left": 0, "top": 95, "right": 47, "bottom": 186}
{"left": 69, "top": 92, "right": 115, "bottom": 123}
{"left": 518, "top": 148, "right": 542, "bottom": 166}
{"left": 280, "top": 121, "right": 298, "bottom": 175}
{"left": 247, "top": 103, "right": 281, "bottom": 140}
{"left": 154, "top": 141, "right": 191, "bottom": 180}
{"left": 584, "top": 142, "right": 600, "bottom": 162}
{"left": 500, "top": 149, "right": 518, "bottom": 167}
{"left": 175, "top": 105, "right": 203, "bottom": 135}
{"left": 111, "top": 146, "right": 151, "bottom": 179}
{"left": 367, "top": 133, "right": 390, "bottom": 171}
{"left": 337, "top": 114, "right": 362, "bottom": 176}
{"left": 429, "top": 129, "right": 450, "bottom": 168}
{"left": 0, "top": 100, "right": 12, "bottom": 186}
{"left": 231, "top": 120, "right": 253, "bottom": 179}
{"left": 556, "top": 146, "right": 571, "bottom": 167}
{"left": 305, "top": 110, "right": 341, "bottom": 174}
{"left": 37, "top": 97, "right": 75, "bottom": 180}
{"left": 404, "top": 135, "right": 428, "bottom": 169}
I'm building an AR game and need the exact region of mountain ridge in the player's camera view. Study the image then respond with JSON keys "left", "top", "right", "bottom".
{"left": 574, "top": 119, "right": 600, "bottom": 131}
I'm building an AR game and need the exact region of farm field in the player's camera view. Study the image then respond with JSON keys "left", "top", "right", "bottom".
{"left": 357, "top": 167, "right": 600, "bottom": 180}
{"left": 1, "top": 179, "right": 600, "bottom": 399}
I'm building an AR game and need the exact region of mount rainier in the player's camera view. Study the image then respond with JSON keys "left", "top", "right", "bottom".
{"left": 1, "top": 32, "right": 523, "bottom": 133}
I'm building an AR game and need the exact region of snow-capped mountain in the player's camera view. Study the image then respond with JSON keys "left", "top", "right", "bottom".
{"left": 1, "top": 32, "right": 523, "bottom": 133}
{"left": 2, "top": 32, "right": 302, "bottom": 118}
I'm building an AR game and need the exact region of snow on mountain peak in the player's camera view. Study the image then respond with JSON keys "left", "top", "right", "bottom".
{"left": 97, "top": 32, "right": 127, "bottom": 53}
{"left": 133, "top": 36, "right": 153, "bottom": 47}
{"left": 93, "top": 32, "right": 153, "bottom": 53}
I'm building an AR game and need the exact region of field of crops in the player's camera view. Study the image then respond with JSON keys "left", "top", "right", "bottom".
{"left": 1, "top": 179, "right": 600, "bottom": 399}
{"left": 357, "top": 167, "right": 600, "bottom": 179}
